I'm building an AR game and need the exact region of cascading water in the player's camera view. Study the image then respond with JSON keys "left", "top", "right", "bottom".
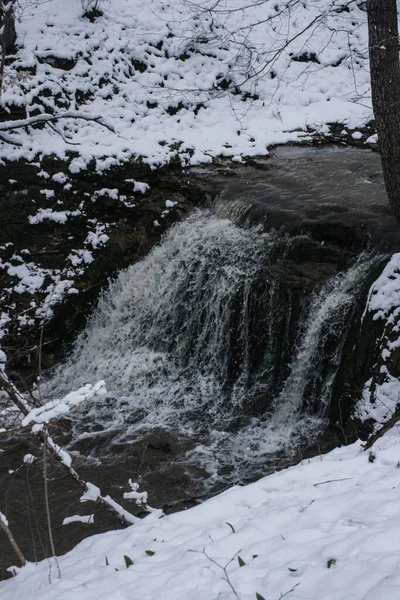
{"left": 46, "top": 211, "right": 378, "bottom": 484}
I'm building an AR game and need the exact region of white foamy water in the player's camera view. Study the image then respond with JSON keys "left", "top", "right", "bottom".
{"left": 45, "top": 212, "right": 377, "bottom": 482}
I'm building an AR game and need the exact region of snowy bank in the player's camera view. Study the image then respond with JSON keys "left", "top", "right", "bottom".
{"left": 2, "top": 428, "right": 400, "bottom": 599}
{"left": 1, "top": 0, "right": 372, "bottom": 169}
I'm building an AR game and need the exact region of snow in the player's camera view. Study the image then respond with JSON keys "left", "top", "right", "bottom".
{"left": 365, "top": 253, "right": 400, "bottom": 321}
{"left": 123, "top": 481, "right": 149, "bottom": 506}
{"left": 0, "top": 215, "right": 111, "bottom": 333}
{"left": 0, "top": 348, "right": 7, "bottom": 369}
{"left": 68, "top": 249, "right": 94, "bottom": 266}
{"left": 80, "top": 483, "right": 101, "bottom": 503}
{"left": 63, "top": 515, "right": 94, "bottom": 526}
{"left": 356, "top": 254, "right": 400, "bottom": 426}
{"left": 94, "top": 189, "right": 119, "bottom": 201}
{"left": 165, "top": 199, "right": 177, "bottom": 208}
{"left": 2, "top": 429, "right": 400, "bottom": 599}
{"left": 22, "top": 454, "right": 35, "bottom": 464}
{"left": 52, "top": 173, "right": 68, "bottom": 184}
{"left": 357, "top": 375, "right": 400, "bottom": 424}
{"left": 28, "top": 208, "right": 80, "bottom": 224}
{"left": 132, "top": 182, "right": 149, "bottom": 194}
{"left": 22, "top": 381, "right": 107, "bottom": 426}
{"left": 0, "top": 0, "right": 372, "bottom": 169}
{"left": 39, "top": 189, "right": 55, "bottom": 199}
{"left": 6, "top": 263, "right": 45, "bottom": 294}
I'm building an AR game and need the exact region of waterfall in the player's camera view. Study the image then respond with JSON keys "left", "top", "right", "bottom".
{"left": 46, "top": 211, "right": 377, "bottom": 482}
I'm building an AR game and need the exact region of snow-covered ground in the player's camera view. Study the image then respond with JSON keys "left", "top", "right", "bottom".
{"left": 1, "top": 0, "right": 372, "bottom": 169}
{"left": 2, "top": 428, "right": 400, "bottom": 599}
{"left": 0, "top": 0, "right": 376, "bottom": 332}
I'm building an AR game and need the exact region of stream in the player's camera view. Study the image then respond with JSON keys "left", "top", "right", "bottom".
{"left": 1, "top": 145, "right": 398, "bottom": 578}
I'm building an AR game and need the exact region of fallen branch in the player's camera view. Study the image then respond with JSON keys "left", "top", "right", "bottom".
{"left": 362, "top": 407, "right": 400, "bottom": 451}
{"left": 0, "top": 512, "right": 26, "bottom": 567}
{"left": 279, "top": 582, "right": 300, "bottom": 599}
{"left": 0, "top": 370, "right": 142, "bottom": 526}
{"left": 313, "top": 477, "right": 353, "bottom": 487}
{"left": 0, "top": 111, "right": 115, "bottom": 133}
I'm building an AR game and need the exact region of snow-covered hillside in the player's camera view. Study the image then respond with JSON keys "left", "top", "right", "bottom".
{"left": 1, "top": 0, "right": 372, "bottom": 169}
{"left": 1, "top": 429, "right": 400, "bottom": 600}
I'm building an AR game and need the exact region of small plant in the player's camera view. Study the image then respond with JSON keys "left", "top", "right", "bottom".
{"left": 256, "top": 593, "right": 266, "bottom": 600}
{"left": 124, "top": 555, "right": 134, "bottom": 568}
{"left": 237, "top": 555, "right": 246, "bottom": 567}
{"left": 226, "top": 522, "right": 235, "bottom": 533}
{"left": 145, "top": 550, "right": 155, "bottom": 556}
{"left": 327, "top": 558, "right": 336, "bottom": 568}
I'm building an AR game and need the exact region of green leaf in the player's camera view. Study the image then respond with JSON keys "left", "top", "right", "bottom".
{"left": 226, "top": 522, "right": 235, "bottom": 533}
{"left": 238, "top": 556, "right": 246, "bottom": 567}
{"left": 105, "top": 556, "right": 109, "bottom": 566}
{"left": 124, "top": 555, "right": 134, "bottom": 568}
{"left": 145, "top": 550, "right": 155, "bottom": 556}
{"left": 252, "top": 554, "right": 258, "bottom": 559}
{"left": 288, "top": 567, "right": 297, "bottom": 572}
{"left": 256, "top": 593, "right": 266, "bottom": 600}
{"left": 327, "top": 558, "right": 336, "bottom": 569}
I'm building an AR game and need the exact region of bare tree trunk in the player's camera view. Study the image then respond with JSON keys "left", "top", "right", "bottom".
{"left": 368, "top": 0, "right": 400, "bottom": 223}
{"left": 0, "top": 0, "right": 16, "bottom": 100}
{"left": 2, "top": 2, "right": 16, "bottom": 52}
{"left": 0, "top": 1, "right": 16, "bottom": 54}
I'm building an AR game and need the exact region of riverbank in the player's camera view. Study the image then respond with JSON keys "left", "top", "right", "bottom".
{"left": 1, "top": 428, "right": 400, "bottom": 600}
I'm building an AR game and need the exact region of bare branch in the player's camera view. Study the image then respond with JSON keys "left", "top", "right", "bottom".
{"left": 313, "top": 477, "right": 353, "bottom": 487}
{"left": 0, "top": 370, "right": 142, "bottom": 526}
{"left": 0, "top": 512, "right": 26, "bottom": 567}
{"left": 0, "top": 111, "right": 115, "bottom": 133}
{"left": 362, "top": 407, "right": 400, "bottom": 451}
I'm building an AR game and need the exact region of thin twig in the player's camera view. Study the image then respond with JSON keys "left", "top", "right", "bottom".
{"left": 191, "top": 548, "right": 241, "bottom": 598}
{"left": 313, "top": 477, "right": 353, "bottom": 487}
{"left": 42, "top": 427, "right": 60, "bottom": 579}
{"left": 279, "top": 582, "right": 300, "bottom": 599}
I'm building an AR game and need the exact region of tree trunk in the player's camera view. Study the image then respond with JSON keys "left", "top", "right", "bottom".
{"left": 368, "top": 0, "right": 400, "bottom": 223}
{"left": 0, "top": 1, "right": 16, "bottom": 53}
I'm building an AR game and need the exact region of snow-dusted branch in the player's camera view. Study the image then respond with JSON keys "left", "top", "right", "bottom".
{"left": 0, "top": 370, "right": 150, "bottom": 527}
{"left": 362, "top": 406, "right": 400, "bottom": 451}
{"left": 0, "top": 111, "right": 115, "bottom": 132}
{"left": 0, "top": 511, "right": 26, "bottom": 567}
